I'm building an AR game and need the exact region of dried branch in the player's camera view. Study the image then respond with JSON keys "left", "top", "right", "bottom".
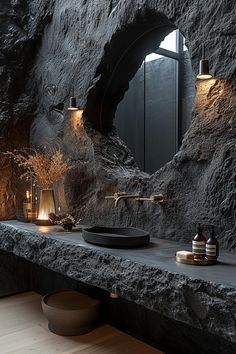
{"left": 3, "top": 148, "right": 70, "bottom": 189}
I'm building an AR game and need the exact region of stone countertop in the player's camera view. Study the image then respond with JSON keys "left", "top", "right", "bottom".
{"left": 0, "top": 220, "right": 236, "bottom": 344}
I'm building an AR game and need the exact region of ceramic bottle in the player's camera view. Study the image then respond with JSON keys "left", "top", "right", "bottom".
{"left": 192, "top": 225, "right": 206, "bottom": 259}
{"left": 206, "top": 227, "right": 219, "bottom": 260}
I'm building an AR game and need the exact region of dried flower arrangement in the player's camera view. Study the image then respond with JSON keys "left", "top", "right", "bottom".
{"left": 4, "top": 148, "right": 70, "bottom": 189}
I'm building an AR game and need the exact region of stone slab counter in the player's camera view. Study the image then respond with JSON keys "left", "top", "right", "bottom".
{"left": 0, "top": 220, "right": 236, "bottom": 345}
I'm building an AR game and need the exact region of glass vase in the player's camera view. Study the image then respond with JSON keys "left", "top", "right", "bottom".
{"left": 36, "top": 189, "right": 56, "bottom": 225}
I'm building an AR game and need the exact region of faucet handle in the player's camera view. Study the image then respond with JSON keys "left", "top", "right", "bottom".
{"left": 135, "top": 194, "right": 164, "bottom": 203}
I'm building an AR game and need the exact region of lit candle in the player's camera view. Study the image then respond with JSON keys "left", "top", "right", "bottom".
{"left": 26, "top": 190, "right": 30, "bottom": 200}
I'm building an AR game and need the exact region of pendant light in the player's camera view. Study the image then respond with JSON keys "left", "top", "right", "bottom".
{"left": 68, "top": 97, "right": 78, "bottom": 111}
{"left": 68, "top": 87, "right": 79, "bottom": 111}
{"left": 196, "top": 44, "right": 212, "bottom": 80}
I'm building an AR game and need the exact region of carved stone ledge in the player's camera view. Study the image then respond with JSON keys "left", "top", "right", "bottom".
{"left": 0, "top": 221, "right": 236, "bottom": 345}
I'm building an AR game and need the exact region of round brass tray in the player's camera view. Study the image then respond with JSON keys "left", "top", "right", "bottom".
{"left": 176, "top": 256, "right": 217, "bottom": 266}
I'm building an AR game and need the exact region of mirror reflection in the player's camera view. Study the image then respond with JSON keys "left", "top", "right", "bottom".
{"left": 115, "top": 30, "right": 195, "bottom": 174}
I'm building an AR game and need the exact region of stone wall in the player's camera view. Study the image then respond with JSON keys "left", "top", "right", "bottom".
{"left": 0, "top": 0, "right": 236, "bottom": 251}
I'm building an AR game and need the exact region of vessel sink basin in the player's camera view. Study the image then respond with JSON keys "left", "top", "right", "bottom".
{"left": 82, "top": 226, "right": 149, "bottom": 248}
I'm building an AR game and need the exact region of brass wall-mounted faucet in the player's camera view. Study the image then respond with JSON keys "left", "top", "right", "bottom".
{"left": 105, "top": 192, "right": 141, "bottom": 207}
{"left": 105, "top": 192, "right": 164, "bottom": 207}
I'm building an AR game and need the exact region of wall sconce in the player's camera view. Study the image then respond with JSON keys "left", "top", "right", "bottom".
{"left": 68, "top": 88, "right": 84, "bottom": 112}
{"left": 68, "top": 96, "right": 79, "bottom": 111}
{"left": 196, "top": 44, "right": 212, "bottom": 80}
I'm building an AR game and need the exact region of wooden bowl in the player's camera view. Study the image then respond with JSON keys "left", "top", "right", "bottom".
{"left": 42, "top": 290, "right": 100, "bottom": 336}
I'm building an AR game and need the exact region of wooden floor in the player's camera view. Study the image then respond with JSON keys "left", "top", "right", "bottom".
{"left": 0, "top": 292, "right": 164, "bottom": 354}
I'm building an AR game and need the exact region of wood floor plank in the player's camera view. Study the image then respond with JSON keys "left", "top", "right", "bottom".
{"left": 12, "top": 328, "right": 117, "bottom": 354}
{"left": 0, "top": 292, "right": 38, "bottom": 308}
{"left": 0, "top": 295, "right": 45, "bottom": 337}
{"left": 0, "top": 292, "right": 164, "bottom": 354}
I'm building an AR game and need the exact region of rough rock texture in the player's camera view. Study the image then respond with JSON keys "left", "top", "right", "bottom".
{"left": 0, "top": 221, "right": 236, "bottom": 346}
{"left": 0, "top": 1, "right": 236, "bottom": 252}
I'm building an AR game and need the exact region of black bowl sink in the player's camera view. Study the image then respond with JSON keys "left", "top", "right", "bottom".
{"left": 82, "top": 226, "right": 149, "bottom": 248}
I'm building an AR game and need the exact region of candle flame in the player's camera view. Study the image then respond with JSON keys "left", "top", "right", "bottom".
{"left": 37, "top": 209, "right": 50, "bottom": 220}
{"left": 26, "top": 190, "right": 30, "bottom": 200}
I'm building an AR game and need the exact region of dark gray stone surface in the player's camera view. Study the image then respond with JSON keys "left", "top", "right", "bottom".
{"left": 1, "top": 220, "right": 236, "bottom": 344}
{"left": 0, "top": 1, "right": 236, "bottom": 254}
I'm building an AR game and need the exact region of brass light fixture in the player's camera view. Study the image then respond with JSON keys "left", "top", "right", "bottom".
{"left": 196, "top": 44, "right": 212, "bottom": 80}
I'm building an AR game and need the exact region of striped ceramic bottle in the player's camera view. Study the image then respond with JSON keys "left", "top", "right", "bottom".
{"left": 192, "top": 226, "right": 206, "bottom": 259}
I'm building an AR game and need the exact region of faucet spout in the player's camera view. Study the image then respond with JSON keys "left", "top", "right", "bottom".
{"left": 114, "top": 193, "right": 140, "bottom": 207}
{"left": 105, "top": 192, "right": 140, "bottom": 207}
